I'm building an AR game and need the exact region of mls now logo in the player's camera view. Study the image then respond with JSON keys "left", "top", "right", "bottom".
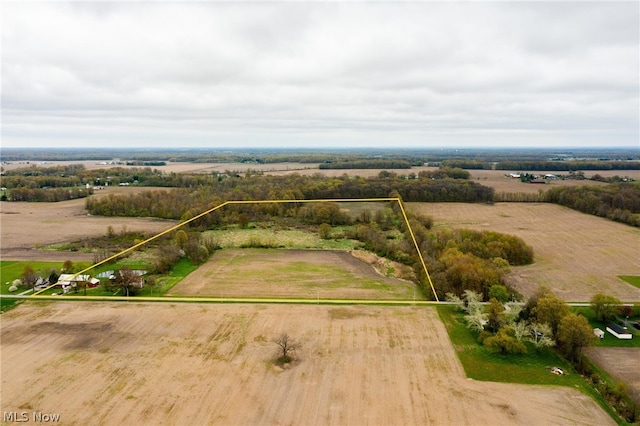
{"left": 4, "top": 411, "right": 60, "bottom": 423}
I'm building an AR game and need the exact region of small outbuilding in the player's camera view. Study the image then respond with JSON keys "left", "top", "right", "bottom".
{"left": 593, "top": 328, "right": 605, "bottom": 339}
{"left": 606, "top": 323, "right": 633, "bottom": 340}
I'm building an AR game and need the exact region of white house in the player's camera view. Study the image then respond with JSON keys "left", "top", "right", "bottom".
{"left": 593, "top": 328, "right": 605, "bottom": 339}
{"left": 606, "top": 323, "right": 633, "bottom": 340}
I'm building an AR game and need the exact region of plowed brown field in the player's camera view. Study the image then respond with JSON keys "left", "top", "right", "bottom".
{"left": 1, "top": 302, "right": 613, "bottom": 425}
{"left": 408, "top": 202, "right": 640, "bottom": 302}
{"left": 0, "top": 187, "right": 175, "bottom": 261}
{"left": 585, "top": 347, "right": 640, "bottom": 405}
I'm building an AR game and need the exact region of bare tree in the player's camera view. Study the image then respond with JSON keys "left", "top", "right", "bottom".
{"left": 20, "top": 265, "right": 38, "bottom": 290}
{"left": 274, "top": 334, "right": 300, "bottom": 364}
{"left": 110, "top": 267, "right": 143, "bottom": 297}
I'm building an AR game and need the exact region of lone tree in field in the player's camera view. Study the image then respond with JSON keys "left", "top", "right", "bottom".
{"left": 274, "top": 334, "right": 300, "bottom": 364}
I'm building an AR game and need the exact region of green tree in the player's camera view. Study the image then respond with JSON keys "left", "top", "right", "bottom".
{"left": 488, "top": 285, "right": 510, "bottom": 303}
{"left": 238, "top": 213, "right": 250, "bottom": 229}
{"left": 174, "top": 230, "right": 188, "bottom": 249}
{"left": 485, "top": 297, "right": 506, "bottom": 333}
{"left": 557, "top": 313, "right": 594, "bottom": 362}
{"left": 590, "top": 293, "right": 621, "bottom": 322}
{"left": 483, "top": 326, "right": 527, "bottom": 354}
{"left": 318, "top": 223, "right": 332, "bottom": 240}
{"left": 533, "top": 293, "right": 570, "bottom": 336}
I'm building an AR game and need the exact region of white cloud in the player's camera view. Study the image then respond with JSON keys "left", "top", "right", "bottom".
{"left": 2, "top": 1, "right": 638, "bottom": 148}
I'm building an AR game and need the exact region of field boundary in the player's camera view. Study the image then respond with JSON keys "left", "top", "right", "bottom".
{"left": 31, "top": 197, "right": 439, "bottom": 301}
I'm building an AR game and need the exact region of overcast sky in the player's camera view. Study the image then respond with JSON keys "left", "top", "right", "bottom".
{"left": 2, "top": 1, "right": 639, "bottom": 150}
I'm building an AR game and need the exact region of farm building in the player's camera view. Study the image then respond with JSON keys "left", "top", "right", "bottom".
{"left": 606, "top": 323, "right": 633, "bottom": 340}
{"left": 593, "top": 328, "right": 605, "bottom": 339}
{"left": 56, "top": 274, "right": 100, "bottom": 289}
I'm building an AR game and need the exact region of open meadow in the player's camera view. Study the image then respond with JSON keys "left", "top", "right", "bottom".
{"left": 168, "top": 248, "right": 416, "bottom": 300}
{"left": 408, "top": 202, "right": 640, "bottom": 302}
{"left": 0, "top": 302, "right": 613, "bottom": 426}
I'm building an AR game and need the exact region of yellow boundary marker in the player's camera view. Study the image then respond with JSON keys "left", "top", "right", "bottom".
{"left": 32, "top": 197, "right": 439, "bottom": 302}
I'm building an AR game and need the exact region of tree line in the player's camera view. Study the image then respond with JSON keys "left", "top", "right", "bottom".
{"left": 441, "top": 159, "right": 640, "bottom": 171}
{"left": 85, "top": 173, "right": 494, "bottom": 221}
{"left": 543, "top": 182, "right": 640, "bottom": 227}
{"left": 319, "top": 159, "right": 412, "bottom": 169}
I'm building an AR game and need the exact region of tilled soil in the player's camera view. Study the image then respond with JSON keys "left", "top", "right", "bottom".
{"left": 0, "top": 302, "right": 614, "bottom": 426}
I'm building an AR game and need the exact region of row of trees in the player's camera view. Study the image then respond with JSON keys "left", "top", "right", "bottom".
{"left": 319, "top": 159, "right": 412, "bottom": 169}
{"left": 84, "top": 174, "right": 494, "bottom": 221}
{"left": 441, "top": 159, "right": 640, "bottom": 171}
{"left": 5, "top": 186, "right": 92, "bottom": 202}
{"left": 544, "top": 182, "right": 640, "bottom": 227}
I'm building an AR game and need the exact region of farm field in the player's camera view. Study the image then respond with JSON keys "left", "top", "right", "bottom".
{"left": 0, "top": 302, "right": 614, "bottom": 426}
{"left": 168, "top": 248, "right": 415, "bottom": 300}
{"left": 0, "top": 186, "right": 176, "bottom": 262}
{"left": 409, "top": 202, "right": 640, "bottom": 302}
{"left": 585, "top": 347, "right": 640, "bottom": 406}
{"left": 5, "top": 159, "right": 638, "bottom": 197}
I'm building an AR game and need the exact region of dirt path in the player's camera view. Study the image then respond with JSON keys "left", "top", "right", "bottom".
{"left": 1, "top": 302, "right": 613, "bottom": 425}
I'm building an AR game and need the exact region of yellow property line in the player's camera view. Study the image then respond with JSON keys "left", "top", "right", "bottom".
{"left": 32, "top": 197, "right": 439, "bottom": 302}
{"left": 19, "top": 294, "right": 440, "bottom": 305}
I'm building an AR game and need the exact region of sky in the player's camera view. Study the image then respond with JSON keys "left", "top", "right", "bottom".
{"left": 2, "top": 1, "right": 639, "bottom": 150}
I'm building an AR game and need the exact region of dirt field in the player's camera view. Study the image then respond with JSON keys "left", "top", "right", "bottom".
{"left": 584, "top": 347, "right": 640, "bottom": 406}
{"left": 0, "top": 302, "right": 613, "bottom": 426}
{"left": 168, "top": 249, "right": 415, "bottom": 300}
{"left": 408, "top": 202, "right": 640, "bottom": 302}
{"left": 1, "top": 160, "right": 318, "bottom": 174}
{"left": 0, "top": 187, "right": 176, "bottom": 262}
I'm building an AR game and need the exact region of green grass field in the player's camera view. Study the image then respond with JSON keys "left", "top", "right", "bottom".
{"left": 618, "top": 275, "right": 640, "bottom": 289}
{"left": 169, "top": 248, "right": 417, "bottom": 300}
{"left": 0, "top": 261, "right": 63, "bottom": 295}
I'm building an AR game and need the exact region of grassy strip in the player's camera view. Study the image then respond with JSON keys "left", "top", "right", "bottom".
{"left": 436, "top": 305, "right": 622, "bottom": 424}
{"left": 618, "top": 275, "right": 640, "bottom": 290}
{"left": 0, "top": 297, "right": 22, "bottom": 313}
